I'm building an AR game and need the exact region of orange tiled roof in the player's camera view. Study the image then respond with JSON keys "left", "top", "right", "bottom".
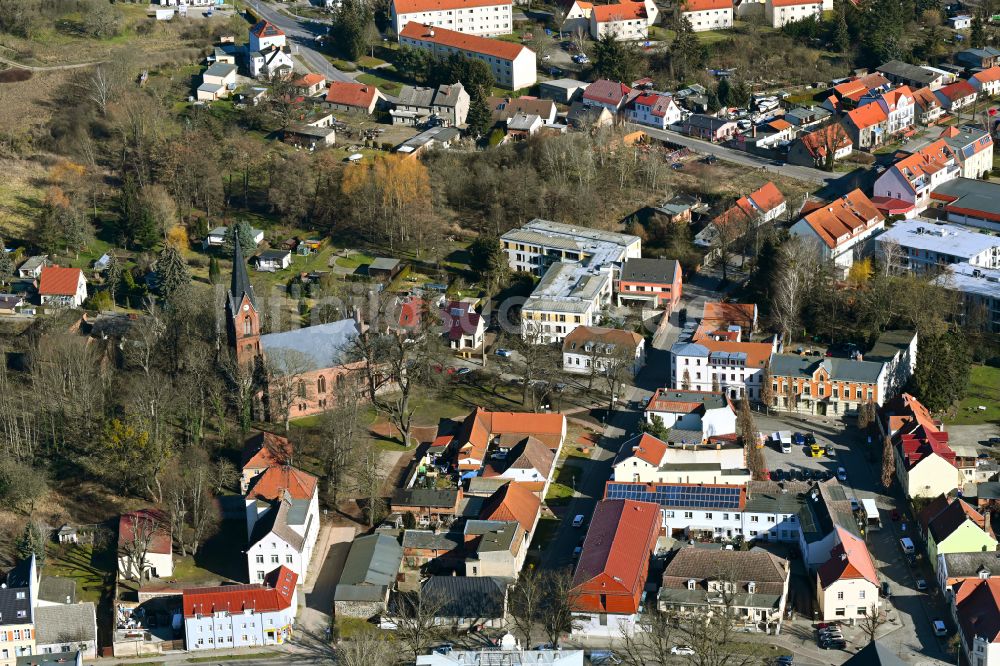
{"left": 243, "top": 432, "right": 293, "bottom": 471}
{"left": 890, "top": 139, "right": 953, "bottom": 193}
{"left": 399, "top": 21, "right": 528, "bottom": 61}
{"left": 800, "top": 124, "right": 852, "bottom": 158}
{"left": 38, "top": 266, "right": 83, "bottom": 296}
{"left": 294, "top": 73, "right": 326, "bottom": 88}
{"left": 478, "top": 482, "right": 541, "bottom": 532}
{"left": 799, "top": 188, "right": 883, "bottom": 249}
{"left": 768, "top": 118, "right": 792, "bottom": 131}
{"left": 974, "top": 66, "right": 1000, "bottom": 84}
{"left": 682, "top": 0, "right": 732, "bottom": 10}
{"left": 393, "top": 0, "right": 511, "bottom": 14}
{"left": 593, "top": 0, "right": 649, "bottom": 22}
{"left": 771, "top": 0, "right": 820, "bottom": 5}
{"left": 954, "top": 578, "right": 1000, "bottom": 644}
{"left": 879, "top": 85, "right": 913, "bottom": 109}
{"left": 752, "top": 181, "right": 785, "bottom": 213}
{"left": 246, "top": 465, "right": 318, "bottom": 502}
{"left": 456, "top": 407, "right": 565, "bottom": 470}
{"left": 325, "top": 82, "right": 381, "bottom": 108}
{"left": 818, "top": 527, "right": 879, "bottom": 588}
{"left": 845, "top": 102, "right": 888, "bottom": 130}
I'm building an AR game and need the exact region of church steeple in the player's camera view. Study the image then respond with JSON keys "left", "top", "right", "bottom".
{"left": 226, "top": 230, "right": 261, "bottom": 365}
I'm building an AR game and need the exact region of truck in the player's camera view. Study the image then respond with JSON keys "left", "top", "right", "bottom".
{"left": 776, "top": 431, "right": 792, "bottom": 453}
{"left": 862, "top": 498, "right": 881, "bottom": 531}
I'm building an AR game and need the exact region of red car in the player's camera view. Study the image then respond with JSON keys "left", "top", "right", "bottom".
{"left": 891, "top": 510, "right": 900, "bottom": 521}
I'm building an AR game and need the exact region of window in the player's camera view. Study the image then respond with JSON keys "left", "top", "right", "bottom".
{"left": 15, "top": 592, "right": 24, "bottom": 600}
{"left": 751, "top": 516, "right": 759, "bottom": 522}
{"left": 835, "top": 608, "right": 846, "bottom": 617}
{"left": 859, "top": 590, "right": 866, "bottom": 599}
{"left": 297, "top": 380, "right": 307, "bottom": 398}
{"left": 257, "top": 571, "right": 265, "bottom": 581}
{"left": 317, "top": 376, "right": 327, "bottom": 394}
{"left": 244, "top": 316, "right": 253, "bottom": 336}
{"left": 705, "top": 512, "right": 713, "bottom": 519}
{"left": 837, "top": 591, "right": 844, "bottom": 600}
{"left": 684, "top": 511, "right": 693, "bottom": 518}
{"left": 256, "top": 554, "right": 264, "bottom": 564}
{"left": 271, "top": 555, "right": 279, "bottom": 564}
{"left": 286, "top": 555, "right": 293, "bottom": 564}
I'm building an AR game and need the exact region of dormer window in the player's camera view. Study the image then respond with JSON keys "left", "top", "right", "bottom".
{"left": 980, "top": 568, "right": 991, "bottom": 579}
{"left": 687, "top": 579, "right": 696, "bottom": 590}
{"left": 748, "top": 581, "right": 756, "bottom": 593}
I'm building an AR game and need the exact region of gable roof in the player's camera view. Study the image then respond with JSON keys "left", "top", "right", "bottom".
{"left": 954, "top": 578, "right": 1000, "bottom": 645}
{"left": 630, "top": 93, "right": 676, "bottom": 118}
{"left": 800, "top": 123, "right": 852, "bottom": 158}
{"left": 478, "top": 482, "right": 541, "bottom": 532}
{"left": 34, "top": 602, "right": 96, "bottom": 645}
{"left": 620, "top": 257, "right": 679, "bottom": 284}
{"left": 615, "top": 432, "right": 669, "bottom": 467}
{"left": 242, "top": 431, "right": 293, "bottom": 470}
{"left": 38, "top": 266, "right": 83, "bottom": 296}
{"left": 973, "top": 66, "right": 1000, "bottom": 84}
{"left": 246, "top": 465, "right": 318, "bottom": 502}
{"left": 119, "top": 509, "right": 171, "bottom": 556}
{"left": 593, "top": 0, "right": 650, "bottom": 21}
{"left": 571, "top": 499, "right": 660, "bottom": 610}
{"left": 845, "top": 102, "right": 888, "bottom": 130}
{"left": 928, "top": 498, "right": 990, "bottom": 544}
{"left": 797, "top": 188, "right": 883, "bottom": 249}
{"left": 938, "top": 80, "right": 977, "bottom": 101}
{"left": 183, "top": 566, "right": 296, "bottom": 617}
{"left": 484, "top": 434, "right": 555, "bottom": 479}
{"left": 487, "top": 95, "right": 556, "bottom": 121}
{"left": 421, "top": 575, "right": 507, "bottom": 618}
{"left": 393, "top": 0, "right": 510, "bottom": 13}
{"left": 326, "top": 82, "right": 381, "bottom": 108}
{"left": 911, "top": 86, "right": 942, "bottom": 110}
{"left": 399, "top": 21, "right": 529, "bottom": 61}
{"left": 335, "top": 533, "right": 403, "bottom": 602}
{"left": 682, "top": 0, "right": 732, "bottom": 10}
{"left": 250, "top": 20, "right": 285, "bottom": 39}
{"left": 294, "top": 73, "right": 326, "bottom": 88}
{"left": 817, "top": 527, "right": 879, "bottom": 588}
{"left": 583, "top": 79, "right": 631, "bottom": 105}
{"left": 562, "top": 325, "right": 643, "bottom": 353}
{"left": 456, "top": 407, "right": 565, "bottom": 468}
{"left": 844, "top": 641, "right": 908, "bottom": 666}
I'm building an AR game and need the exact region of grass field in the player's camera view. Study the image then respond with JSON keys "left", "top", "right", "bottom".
{"left": 46, "top": 542, "right": 114, "bottom": 605}
{"left": 356, "top": 71, "right": 403, "bottom": 97}
{"left": 946, "top": 365, "right": 1000, "bottom": 425}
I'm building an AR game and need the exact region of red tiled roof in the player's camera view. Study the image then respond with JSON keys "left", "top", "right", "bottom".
{"left": 478, "top": 482, "right": 541, "bottom": 532}
{"left": 398, "top": 297, "right": 424, "bottom": 328}
{"left": 593, "top": 0, "right": 649, "bottom": 22}
{"left": 974, "top": 66, "right": 1000, "bottom": 84}
{"left": 911, "top": 86, "right": 941, "bottom": 111}
{"left": 700, "top": 302, "right": 756, "bottom": 332}
{"left": 817, "top": 527, "right": 879, "bottom": 588}
{"left": 770, "top": 0, "right": 820, "bottom": 6}
{"left": 393, "top": 0, "right": 511, "bottom": 14}
{"left": 325, "top": 82, "right": 381, "bottom": 109}
{"left": 571, "top": 499, "right": 660, "bottom": 614}
{"left": 183, "top": 566, "right": 297, "bottom": 617}
{"left": 242, "top": 431, "right": 293, "bottom": 470}
{"left": 800, "top": 124, "right": 852, "bottom": 159}
{"left": 399, "top": 22, "right": 528, "bottom": 61}
{"left": 456, "top": 407, "right": 565, "bottom": 470}
{"left": 768, "top": 118, "right": 792, "bottom": 131}
{"left": 938, "top": 80, "right": 977, "bottom": 101}
{"left": 618, "top": 433, "right": 668, "bottom": 466}
{"left": 954, "top": 578, "right": 1000, "bottom": 644}
{"left": 246, "top": 465, "right": 318, "bottom": 502}
{"left": 870, "top": 196, "right": 915, "bottom": 216}
{"left": 645, "top": 389, "right": 729, "bottom": 416}
{"left": 682, "top": 0, "right": 732, "bottom": 10}
{"left": 38, "top": 266, "right": 83, "bottom": 296}
{"left": 845, "top": 102, "right": 888, "bottom": 129}
{"left": 751, "top": 181, "right": 785, "bottom": 213}
{"left": 119, "top": 509, "right": 171, "bottom": 556}
{"left": 631, "top": 93, "right": 675, "bottom": 118}
{"left": 294, "top": 73, "right": 326, "bottom": 88}
{"left": 799, "top": 188, "right": 883, "bottom": 249}
{"left": 583, "top": 79, "right": 632, "bottom": 105}
{"left": 250, "top": 20, "right": 285, "bottom": 39}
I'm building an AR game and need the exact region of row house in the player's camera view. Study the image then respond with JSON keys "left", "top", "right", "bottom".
{"left": 390, "top": 0, "right": 513, "bottom": 36}
{"left": 920, "top": 497, "right": 997, "bottom": 571}
{"left": 873, "top": 139, "right": 961, "bottom": 214}
{"left": 874, "top": 86, "right": 915, "bottom": 135}
{"left": 952, "top": 577, "right": 1000, "bottom": 666}
{"left": 938, "top": 552, "right": 1000, "bottom": 593}
{"left": 398, "top": 22, "right": 536, "bottom": 90}
{"left": 613, "top": 429, "right": 749, "bottom": 486}
{"left": 912, "top": 86, "right": 945, "bottom": 125}
{"left": 816, "top": 527, "right": 881, "bottom": 622}
{"left": 681, "top": 0, "right": 733, "bottom": 31}
{"left": 604, "top": 479, "right": 810, "bottom": 543}
{"left": 625, "top": 92, "right": 683, "bottom": 130}
{"left": 935, "top": 80, "right": 978, "bottom": 112}
{"left": 788, "top": 189, "right": 885, "bottom": 274}
{"left": 881, "top": 393, "right": 961, "bottom": 498}
{"left": 764, "top": 0, "right": 821, "bottom": 28}
{"left": 768, "top": 354, "right": 885, "bottom": 416}
{"left": 589, "top": 0, "right": 659, "bottom": 40}
{"left": 831, "top": 73, "right": 891, "bottom": 109}
{"left": 970, "top": 66, "right": 1000, "bottom": 97}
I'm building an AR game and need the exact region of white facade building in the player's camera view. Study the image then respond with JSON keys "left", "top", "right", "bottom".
{"left": 248, "top": 20, "right": 286, "bottom": 53}
{"left": 625, "top": 93, "right": 683, "bottom": 129}
{"left": 764, "top": 0, "right": 822, "bottom": 28}
{"left": 878, "top": 220, "right": 1000, "bottom": 274}
{"left": 788, "top": 189, "right": 885, "bottom": 272}
{"left": 681, "top": 0, "right": 734, "bottom": 31}
{"left": 391, "top": 0, "right": 513, "bottom": 37}
{"left": 589, "top": 0, "right": 659, "bottom": 39}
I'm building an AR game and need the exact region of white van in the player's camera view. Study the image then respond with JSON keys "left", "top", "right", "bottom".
{"left": 900, "top": 537, "right": 915, "bottom": 555}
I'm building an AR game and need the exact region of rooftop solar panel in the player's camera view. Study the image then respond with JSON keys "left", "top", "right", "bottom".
{"left": 605, "top": 483, "right": 742, "bottom": 509}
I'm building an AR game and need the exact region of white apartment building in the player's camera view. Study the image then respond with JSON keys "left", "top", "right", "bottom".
{"left": 398, "top": 22, "right": 536, "bottom": 90}
{"left": 625, "top": 92, "right": 683, "bottom": 130}
{"left": 183, "top": 567, "right": 298, "bottom": 651}
{"left": 764, "top": 0, "right": 822, "bottom": 28}
{"left": 681, "top": 0, "right": 733, "bottom": 32}
{"left": 789, "top": 189, "right": 886, "bottom": 272}
{"left": 875, "top": 86, "right": 915, "bottom": 136}
{"left": 604, "top": 480, "right": 807, "bottom": 543}
{"left": 589, "top": 0, "right": 659, "bottom": 39}
{"left": 878, "top": 220, "right": 1000, "bottom": 274}
{"left": 391, "top": 0, "right": 513, "bottom": 36}
{"left": 502, "top": 219, "right": 641, "bottom": 343}
{"left": 873, "top": 139, "right": 961, "bottom": 214}
{"left": 670, "top": 339, "right": 777, "bottom": 401}
{"left": 244, "top": 467, "right": 320, "bottom": 586}
{"left": 934, "top": 262, "right": 1000, "bottom": 334}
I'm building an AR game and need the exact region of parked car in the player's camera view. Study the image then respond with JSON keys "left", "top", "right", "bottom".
{"left": 775, "top": 656, "right": 794, "bottom": 666}
{"left": 793, "top": 432, "right": 805, "bottom": 446}
{"left": 804, "top": 433, "right": 816, "bottom": 445}
{"left": 916, "top": 578, "right": 928, "bottom": 591}
{"left": 590, "top": 652, "right": 621, "bottom": 665}
{"left": 836, "top": 467, "right": 847, "bottom": 482}
{"left": 670, "top": 646, "right": 696, "bottom": 656}
{"left": 881, "top": 581, "right": 891, "bottom": 598}
{"left": 572, "top": 514, "right": 585, "bottom": 527}
{"left": 933, "top": 619, "right": 947, "bottom": 636}
{"left": 825, "top": 445, "right": 836, "bottom": 457}
{"left": 454, "top": 367, "right": 472, "bottom": 375}
{"left": 495, "top": 348, "right": 512, "bottom": 357}
{"left": 819, "top": 638, "right": 847, "bottom": 650}
{"left": 572, "top": 545, "right": 582, "bottom": 559}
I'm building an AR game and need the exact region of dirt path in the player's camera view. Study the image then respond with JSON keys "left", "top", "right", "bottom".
{"left": 0, "top": 54, "right": 101, "bottom": 71}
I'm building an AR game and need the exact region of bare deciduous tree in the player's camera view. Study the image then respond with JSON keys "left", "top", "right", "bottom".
{"left": 119, "top": 511, "right": 162, "bottom": 582}
{"left": 509, "top": 566, "right": 544, "bottom": 646}
{"left": 336, "top": 628, "right": 397, "bottom": 666}
{"left": 260, "top": 348, "right": 316, "bottom": 433}
{"left": 858, "top": 603, "right": 888, "bottom": 644}
{"left": 618, "top": 609, "right": 679, "bottom": 666}
{"left": 393, "top": 588, "right": 445, "bottom": 662}
{"left": 541, "top": 568, "right": 581, "bottom": 648}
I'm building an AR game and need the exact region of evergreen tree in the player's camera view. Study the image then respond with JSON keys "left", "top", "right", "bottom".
{"left": 971, "top": 13, "right": 986, "bottom": 48}
{"left": 0, "top": 240, "right": 13, "bottom": 285}
{"left": 833, "top": 8, "right": 850, "bottom": 52}
{"left": 466, "top": 95, "right": 493, "bottom": 138}
{"left": 669, "top": 15, "right": 707, "bottom": 80}
{"left": 15, "top": 521, "right": 46, "bottom": 567}
{"left": 716, "top": 76, "right": 732, "bottom": 108}
{"left": 223, "top": 221, "right": 257, "bottom": 257}
{"left": 914, "top": 332, "right": 971, "bottom": 412}
{"left": 153, "top": 244, "right": 190, "bottom": 300}
{"left": 592, "top": 33, "right": 645, "bottom": 84}
{"left": 469, "top": 235, "right": 509, "bottom": 295}
{"left": 881, "top": 435, "right": 896, "bottom": 489}
{"left": 209, "top": 256, "right": 221, "bottom": 285}
{"left": 104, "top": 253, "right": 122, "bottom": 307}
{"left": 640, "top": 414, "right": 670, "bottom": 439}
{"left": 331, "top": 0, "right": 375, "bottom": 60}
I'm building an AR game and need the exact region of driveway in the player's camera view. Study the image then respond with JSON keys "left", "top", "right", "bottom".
{"left": 298, "top": 524, "right": 357, "bottom": 644}
{"left": 243, "top": 0, "right": 355, "bottom": 82}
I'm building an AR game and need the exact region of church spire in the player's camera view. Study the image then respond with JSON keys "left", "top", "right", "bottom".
{"left": 228, "top": 226, "right": 257, "bottom": 314}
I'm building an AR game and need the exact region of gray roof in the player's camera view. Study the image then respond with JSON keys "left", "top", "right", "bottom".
{"left": 248, "top": 497, "right": 308, "bottom": 551}
{"left": 659, "top": 547, "right": 788, "bottom": 610}
{"left": 398, "top": 85, "right": 436, "bottom": 108}
{"left": 540, "top": 78, "right": 589, "bottom": 91}
{"left": 508, "top": 112, "right": 540, "bottom": 131}
{"left": 335, "top": 534, "right": 403, "bottom": 603}
{"left": 393, "top": 487, "right": 459, "bottom": 509}
{"left": 797, "top": 480, "right": 859, "bottom": 544}
{"left": 465, "top": 477, "right": 511, "bottom": 496}
{"left": 258, "top": 249, "right": 290, "bottom": 261}
{"left": 876, "top": 60, "right": 940, "bottom": 85}
{"left": 205, "top": 62, "right": 237, "bottom": 78}
{"left": 34, "top": 602, "right": 97, "bottom": 645}
{"left": 783, "top": 105, "right": 831, "bottom": 125}
{"left": 421, "top": 575, "right": 507, "bottom": 619}
{"left": 402, "top": 530, "right": 462, "bottom": 551}
{"left": 878, "top": 220, "right": 1000, "bottom": 261}
{"left": 433, "top": 82, "right": 465, "bottom": 108}
{"left": 976, "top": 482, "right": 1000, "bottom": 500}
{"left": 0, "top": 558, "right": 33, "bottom": 626}
{"left": 936, "top": 261, "right": 1000, "bottom": 299}
{"left": 370, "top": 257, "right": 400, "bottom": 271}
{"left": 228, "top": 235, "right": 258, "bottom": 314}
{"left": 743, "top": 481, "right": 810, "bottom": 514}
{"left": 685, "top": 114, "right": 733, "bottom": 130}
{"left": 940, "top": 551, "right": 1000, "bottom": 578}
{"left": 671, "top": 342, "right": 710, "bottom": 358}
{"left": 933, "top": 177, "right": 1000, "bottom": 219}
{"left": 866, "top": 329, "right": 916, "bottom": 364}
{"left": 258, "top": 318, "right": 359, "bottom": 373}
{"left": 198, "top": 82, "right": 223, "bottom": 94}
{"left": 844, "top": 641, "right": 908, "bottom": 666}
{"left": 769, "top": 354, "right": 884, "bottom": 384}
{"left": 38, "top": 576, "right": 76, "bottom": 605}
{"left": 19, "top": 256, "right": 47, "bottom": 272}
{"left": 621, "top": 258, "right": 679, "bottom": 284}
{"left": 465, "top": 520, "right": 518, "bottom": 553}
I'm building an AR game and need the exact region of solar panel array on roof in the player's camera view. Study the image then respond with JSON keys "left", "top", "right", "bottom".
{"left": 605, "top": 483, "right": 742, "bottom": 509}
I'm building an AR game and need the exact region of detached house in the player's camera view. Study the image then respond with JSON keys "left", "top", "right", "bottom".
{"left": 561, "top": 325, "right": 646, "bottom": 376}
{"left": 787, "top": 123, "right": 853, "bottom": 168}
{"left": 454, "top": 407, "right": 566, "bottom": 483}
{"left": 939, "top": 125, "right": 994, "bottom": 180}
{"left": 789, "top": 188, "right": 885, "bottom": 272}
{"left": 921, "top": 498, "right": 998, "bottom": 570}
{"left": 570, "top": 499, "right": 661, "bottom": 637}
{"left": 842, "top": 103, "right": 889, "bottom": 150}
{"left": 936, "top": 80, "right": 978, "bottom": 111}
{"left": 952, "top": 577, "right": 1000, "bottom": 666}
{"left": 681, "top": 0, "right": 734, "bottom": 32}
{"left": 244, "top": 465, "right": 320, "bottom": 585}
{"left": 642, "top": 388, "right": 738, "bottom": 441}
{"left": 117, "top": 509, "right": 172, "bottom": 580}
{"left": 911, "top": 86, "right": 945, "bottom": 125}
{"left": 970, "top": 66, "right": 1000, "bottom": 97}
{"left": 392, "top": 83, "right": 470, "bottom": 127}
{"left": 241, "top": 431, "right": 293, "bottom": 494}
{"left": 873, "top": 139, "right": 960, "bottom": 214}
{"left": 616, "top": 257, "right": 683, "bottom": 310}
{"left": 588, "top": 0, "right": 659, "bottom": 40}
{"left": 248, "top": 20, "right": 285, "bottom": 52}
{"left": 625, "top": 92, "right": 682, "bottom": 129}
{"left": 695, "top": 182, "right": 786, "bottom": 249}
{"left": 765, "top": 0, "right": 822, "bottom": 28}
{"left": 582, "top": 79, "right": 632, "bottom": 113}
{"left": 324, "top": 82, "right": 386, "bottom": 115}
{"left": 294, "top": 73, "right": 327, "bottom": 97}
{"left": 197, "top": 62, "right": 237, "bottom": 101}
{"left": 38, "top": 266, "right": 87, "bottom": 307}
{"left": 683, "top": 114, "right": 738, "bottom": 142}
{"left": 816, "top": 527, "right": 881, "bottom": 621}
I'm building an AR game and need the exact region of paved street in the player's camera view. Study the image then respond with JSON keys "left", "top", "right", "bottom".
{"left": 244, "top": 0, "right": 356, "bottom": 82}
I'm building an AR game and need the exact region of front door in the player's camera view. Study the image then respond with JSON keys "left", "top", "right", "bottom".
{"left": 817, "top": 402, "right": 827, "bottom": 416}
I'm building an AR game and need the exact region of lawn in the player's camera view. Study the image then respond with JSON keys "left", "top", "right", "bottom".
{"left": 545, "top": 461, "right": 583, "bottom": 507}
{"left": 356, "top": 72, "right": 403, "bottom": 97}
{"left": 357, "top": 55, "right": 387, "bottom": 68}
{"left": 946, "top": 365, "right": 1000, "bottom": 425}
{"left": 46, "top": 542, "right": 115, "bottom": 605}
{"left": 169, "top": 520, "right": 246, "bottom": 584}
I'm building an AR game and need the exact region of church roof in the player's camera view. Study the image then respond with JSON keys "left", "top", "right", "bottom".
{"left": 229, "top": 233, "right": 258, "bottom": 316}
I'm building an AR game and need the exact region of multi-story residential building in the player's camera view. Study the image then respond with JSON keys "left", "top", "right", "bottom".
{"left": 564, "top": 0, "right": 593, "bottom": 34}
{"left": 841, "top": 103, "right": 889, "bottom": 150}
{"left": 38, "top": 267, "right": 87, "bottom": 308}
{"left": 788, "top": 189, "right": 885, "bottom": 273}
{"left": 613, "top": 430, "right": 749, "bottom": 485}
{"left": 878, "top": 220, "right": 1000, "bottom": 274}
{"left": 874, "top": 86, "right": 915, "bottom": 135}
{"left": 938, "top": 552, "right": 1000, "bottom": 594}
{"left": 873, "top": 139, "right": 960, "bottom": 215}
{"left": 695, "top": 182, "right": 786, "bottom": 249}
{"left": 398, "top": 22, "right": 536, "bottom": 90}
{"left": 681, "top": 0, "right": 734, "bottom": 31}
{"left": 625, "top": 92, "right": 683, "bottom": 129}
{"left": 659, "top": 548, "right": 791, "bottom": 633}
{"left": 832, "top": 73, "right": 891, "bottom": 109}
{"left": 911, "top": 86, "right": 945, "bottom": 125}
{"left": 616, "top": 257, "right": 682, "bottom": 309}
{"left": 588, "top": 0, "right": 658, "bottom": 39}
{"left": 390, "top": 0, "right": 513, "bottom": 36}
{"left": 816, "top": 527, "right": 881, "bottom": 622}
{"left": 935, "top": 262, "right": 1000, "bottom": 333}
{"left": 970, "top": 66, "right": 1000, "bottom": 97}
{"left": 671, "top": 338, "right": 777, "bottom": 401}
{"left": 244, "top": 466, "right": 320, "bottom": 585}
{"left": 182, "top": 567, "right": 298, "bottom": 651}
{"left": 501, "top": 219, "right": 641, "bottom": 342}
{"left": 604, "top": 479, "right": 809, "bottom": 543}
{"left": 570, "top": 499, "right": 660, "bottom": 637}
{"left": 0, "top": 557, "right": 37, "bottom": 666}
{"left": 938, "top": 125, "right": 994, "bottom": 179}
{"left": 921, "top": 498, "right": 997, "bottom": 570}
{"left": 952, "top": 577, "right": 1000, "bottom": 666}
{"left": 249, "top": 20, "right": 286, "bottom": 53}
{"left": 769, "top": 354, "right": 886, "bottom": 416}
{"left": 561, "top": 326, "right": 646, "bottom": 376}
{"left": 392, "top": 82, "right": 470, "bottom": 127}
{"left": 797, "top": 480, "right": 860, "bottom": 568}
{"left": 935, "top": 80, "right": 978, "bottom": 112}
{"left": 764, "top": 0, "right": 821, "bottom": 28}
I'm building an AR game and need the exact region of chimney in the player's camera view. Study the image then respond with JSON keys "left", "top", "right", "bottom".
{"left": 840, "top": 552, "right": 848, "bottom": 561}
{"left": 428, "top": 28, "right": 435, "bottom": 37}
